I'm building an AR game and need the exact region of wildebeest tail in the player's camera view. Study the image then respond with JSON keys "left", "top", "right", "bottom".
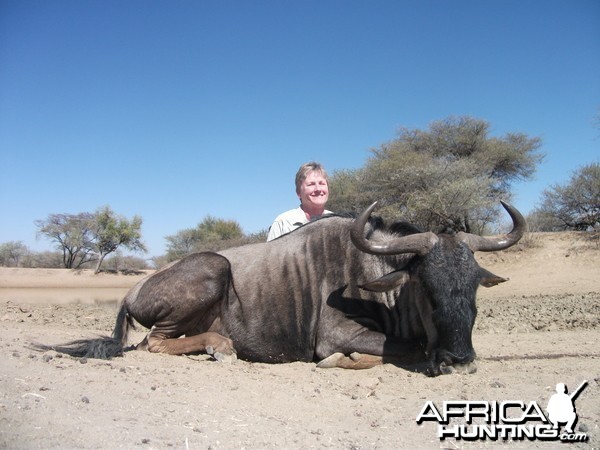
{"left": 32, "top": 303, "right": 134, "bottom": 359}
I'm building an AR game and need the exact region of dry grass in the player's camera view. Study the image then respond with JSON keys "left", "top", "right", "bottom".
{"left": 503, "top": 230, "right": 543, "bottom": 252}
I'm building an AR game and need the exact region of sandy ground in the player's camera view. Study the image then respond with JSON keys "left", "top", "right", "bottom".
{"left": 0, "top": 232, "right": 598, "bottom": 449}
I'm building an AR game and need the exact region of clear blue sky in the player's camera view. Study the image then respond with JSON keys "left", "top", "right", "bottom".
{"left": 1, "top": 0, "right": 598, "bottom": 257}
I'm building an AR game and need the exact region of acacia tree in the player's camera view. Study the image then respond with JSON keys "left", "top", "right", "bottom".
{"left": 35, "top": 213, "right": 96, "bottom": 268}
{"left": 36, "top": 208, "right": 146, "bottom": 272}
{"left": 92, "top": 206, "right": 146, "bottom": 274}
{"left": 328, "top": 116, "right": 544, "bottom": 233}
{"left": 534, "top": 162, "right": 600, "bottom": 231}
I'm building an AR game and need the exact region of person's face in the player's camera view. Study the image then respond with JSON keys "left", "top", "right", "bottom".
{"left": 298, "top": 171, "right": 329, "bottom": 210}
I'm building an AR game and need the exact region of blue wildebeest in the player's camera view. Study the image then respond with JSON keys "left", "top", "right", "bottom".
{"left": 39, "top": 201, "right": 525, "bottom": 376}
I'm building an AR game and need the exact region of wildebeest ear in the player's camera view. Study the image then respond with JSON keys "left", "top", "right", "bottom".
{"left": 479, "top": 268, "right": 508, "bottom": 288}
{"left": 359, "top": 270, "right": 410, "bottom": 292}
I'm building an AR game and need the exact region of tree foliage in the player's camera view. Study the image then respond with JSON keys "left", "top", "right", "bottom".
{"left": 35, "top": 213, "right": 96, "bottom": 269}
{"left": 165, "top": 216, "right": 245, "bottom": 261}
{"left": 328, "top": 116, "right": 544, "bottom": 233}
{"left": 35, "top": 207, "right": 146, "bottom": 272}
{"left": 103, "top": 252, "right": 151, "bottom": 272}
{"left": 21, "top": 251, "right": 70, "bottom": 269}
{"left": 533, "top": 162, "right": 600, "bottom": 231}
{"left": 0, "top": 241, "right": 28, "bottom": 267}
{"left": 91, "top": 206, "right": 146, "bottom": 273}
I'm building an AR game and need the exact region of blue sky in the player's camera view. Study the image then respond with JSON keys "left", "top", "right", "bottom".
{"left": 1, "top": 0, "right": 598, "bottom": 257}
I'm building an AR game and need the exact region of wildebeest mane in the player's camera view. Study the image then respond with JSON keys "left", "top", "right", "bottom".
{"left": 324, "top": 212, "right": 425, "bottom": 239}
{"left": 313, "top": 211, "right": 386, "bottom": 229}
{"left": 270, "top": 211, "right": 387, "bottom": 240}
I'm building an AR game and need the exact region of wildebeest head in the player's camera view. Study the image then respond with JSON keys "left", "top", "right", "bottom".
{"left": 351, "top": 201, "right": 525, "bottom": 375}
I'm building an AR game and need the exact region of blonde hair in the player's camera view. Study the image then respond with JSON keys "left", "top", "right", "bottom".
{"left": 295, "top": 161, "right": 328, "bottom": 194}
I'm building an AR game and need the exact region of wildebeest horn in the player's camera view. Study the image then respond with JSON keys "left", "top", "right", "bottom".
{"left": 457, "top": 201, "right": 526, "bottom": 252}
{"left": 351, "top": 202, "right": 438, "bottom": 256}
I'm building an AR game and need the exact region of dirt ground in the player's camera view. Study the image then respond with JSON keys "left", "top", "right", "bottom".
{"left": 0, "top": 231, "right": 598, "bottom": 449}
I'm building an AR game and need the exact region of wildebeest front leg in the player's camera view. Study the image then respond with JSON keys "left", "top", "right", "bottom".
{"left": 145, "top": 330, "right": 237, "bottom": 362}
{"left": 316, "top": 327, "right": 424, "bottom": 369}
{"left": 317, "top": 352, "right": 384, "bottom": 369}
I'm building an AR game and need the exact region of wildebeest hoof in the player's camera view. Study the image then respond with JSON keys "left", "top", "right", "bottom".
{"left": 135, "top": 339, "right": 149, "bottom": 351}
{"left": 206, "top": 345, "right": 237, "bottom": 363}
{"left": 349, "top": 352, "right": 362, "bottom": 361}
{"left": 454, "top": 361, "right": 477, "bottom": 374}
{"left": 212, "top": 351, "right": 237, "bottom": 363}
{"left": 428, "top": 360, "right": 477, "bottom": 376}
{"left": 439, "top": 363, "right": 455, "bottom": 375}
{"left": 426, "top": 361, "right": 452, "bottom": 377}
{"left": 316, "top": 352, "right": 345, "bottom": 368}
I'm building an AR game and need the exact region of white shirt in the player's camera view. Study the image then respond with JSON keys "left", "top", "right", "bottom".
{"left": 266, "top": 207, "right": 332, "bottom": 241}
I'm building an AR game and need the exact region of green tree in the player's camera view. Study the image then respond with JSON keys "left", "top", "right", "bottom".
{"left": 36, "top": 208, "right": 147, "bottom": 272}
{"left": 242, "top": 229, "right": 269, "bottom": 245}
{"left": 327, "top": 168, "right": 369, "bottom": 212}
{"left": 35, "top": 213, "right": 96, "bottom": 268}
{"left": 196, "top": 215, "right": 244, "bottom": 244}
{"left": 534, "top": 163, "right": 600, "bottom": 231}
{"left": 92, "top": 206, "right": 146, "bottom": 274}
{"left": 165, "top": 216, "right": 244, "bottom": 261}
{"left": 329, "top": 116, "right": 544, "bottom": 233}
{"left": 165, "top": 228, "right": 202, "bottom": 261}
